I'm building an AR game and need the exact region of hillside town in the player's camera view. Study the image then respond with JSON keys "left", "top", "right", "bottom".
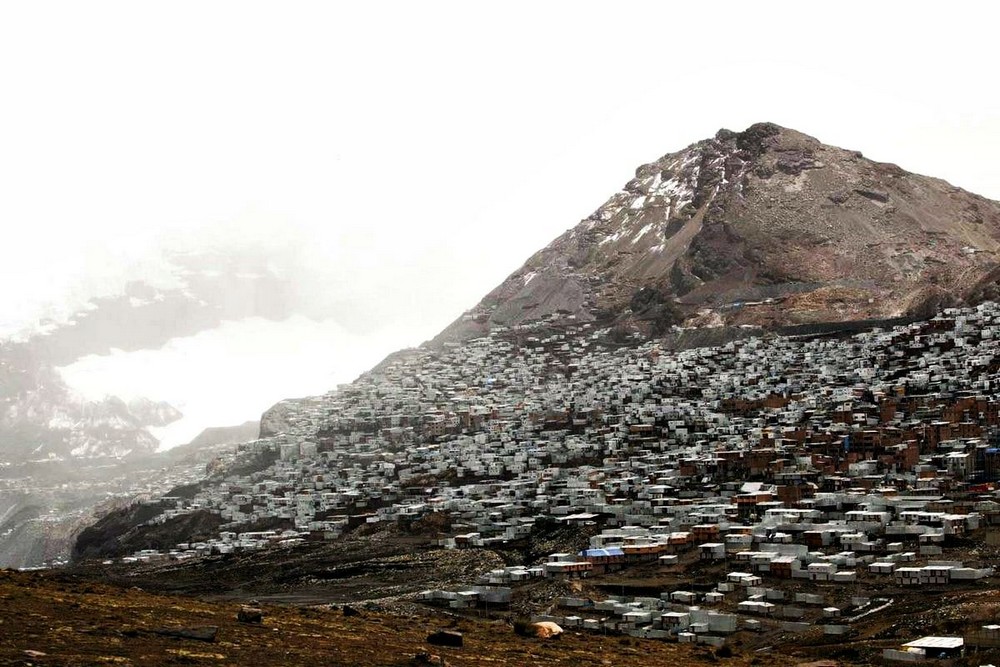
{"left": 113, "top": 301, "right": 1000, "bottom": 659}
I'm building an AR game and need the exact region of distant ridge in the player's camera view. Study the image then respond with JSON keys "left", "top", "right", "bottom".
{"left": 180, "top": 421, "right": 262, "bottom": 451}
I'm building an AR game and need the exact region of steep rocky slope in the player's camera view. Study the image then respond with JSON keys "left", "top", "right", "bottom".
{"left": 435, "top": 122, "right": 1000, "bottom": 343}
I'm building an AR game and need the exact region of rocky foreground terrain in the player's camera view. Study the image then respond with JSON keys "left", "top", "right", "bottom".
{"left": 53, "top": 508, "right": 1000, "bottom": 666}
{"left": 0, "top": 569, "right": 797, "bottom": 667}
{"left": 11, "top": 528, "right": 1000, "bottom": 666}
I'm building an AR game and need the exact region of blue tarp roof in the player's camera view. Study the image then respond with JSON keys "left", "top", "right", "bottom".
{"left": 580, "top": 547, "right": 624, "bottom": 557}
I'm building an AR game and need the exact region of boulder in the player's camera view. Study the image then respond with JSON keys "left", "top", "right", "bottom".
{"left": 150, "top": 626, "right": 219, "bottom": 642}
{"left": 529, "top": 621, "right": 564, "bottom": 639}
{"left": 412, "top": 651, "right": 449, "bottom": 666}
{"left": 426, "top": 630, "right": 463, "bottom": 647}
{"left": 237, "top": 606, "right": 263, "bottom": 624}
{"left": 853, "top": 188, "right": 890, "bottom": 203}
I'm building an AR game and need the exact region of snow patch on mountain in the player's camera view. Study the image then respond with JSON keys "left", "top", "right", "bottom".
{"left": 58, "top": 316, "right": 409, "bottom": 450}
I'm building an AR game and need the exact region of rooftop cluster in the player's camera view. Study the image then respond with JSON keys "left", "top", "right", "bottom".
{"left": 114, "top": 303, "right": 1000, "bottom": 656}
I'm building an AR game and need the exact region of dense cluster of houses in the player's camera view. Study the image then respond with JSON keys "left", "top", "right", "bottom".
{"left": 115, "top": 302, "right": 1000, "bottom": 651}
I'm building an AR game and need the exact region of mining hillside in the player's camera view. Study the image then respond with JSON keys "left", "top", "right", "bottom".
{"left": 53, "top": 126, "right": 1000, "bottom": 666}
{"left": 435, "top": 122, "right": 1000, "bottom": 344}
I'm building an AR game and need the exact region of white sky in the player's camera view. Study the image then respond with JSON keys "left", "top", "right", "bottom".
{"left": 3, "top": 1, "right": 1000, "bottom": 445}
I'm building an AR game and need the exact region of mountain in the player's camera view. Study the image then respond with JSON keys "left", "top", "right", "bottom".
{"left": 0, "top": 340, "right": 182, "bottom": 461}
{"left": 0, "top": 245, "right": 321, "bottom": 462}
{"left": 59, "top": 124, "right": 1000, "bottom": 658}
{"left": 58, "top": 125, "right": 1000, "bottom": 658}
{"left": 435, "top": 122, "right": 1000, "bottom": 344}
{"left": 22, "top": 248, "right": 302, "bottom": 366}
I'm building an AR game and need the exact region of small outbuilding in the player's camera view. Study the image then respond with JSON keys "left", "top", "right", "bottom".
{"left": 900, "top": 636, "right": 964, "bottom": 659}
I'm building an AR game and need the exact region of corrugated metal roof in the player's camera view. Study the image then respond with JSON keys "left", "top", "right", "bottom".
{"left": 902, "top": 636, "right": 964, "bottom": 649}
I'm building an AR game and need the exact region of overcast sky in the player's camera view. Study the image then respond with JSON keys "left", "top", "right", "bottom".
{"left": 3, "top": 1, "right": 1000, "bottom": 444}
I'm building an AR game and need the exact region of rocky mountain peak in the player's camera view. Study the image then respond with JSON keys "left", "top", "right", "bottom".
{"left": 433, "top": 122, "right": 1000, "bottom": 345}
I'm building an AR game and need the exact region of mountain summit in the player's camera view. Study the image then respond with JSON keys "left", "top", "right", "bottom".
{"left": 436, "top": 122, "right": 1000, "bottom": 343}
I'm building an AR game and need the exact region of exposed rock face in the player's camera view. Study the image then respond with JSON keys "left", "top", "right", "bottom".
{"left": 259, "top": 401, "right": 297, "bottom": 438}
{"left": 73, "top": 505, "right": 224, "bottom": 560}
{"left": 433, "top": 123, "right": 1000, "bottom": 343}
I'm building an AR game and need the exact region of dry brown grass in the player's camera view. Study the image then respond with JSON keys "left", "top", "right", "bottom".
{"left": 0, "top": 569, "right": 790, "bottom": 667}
